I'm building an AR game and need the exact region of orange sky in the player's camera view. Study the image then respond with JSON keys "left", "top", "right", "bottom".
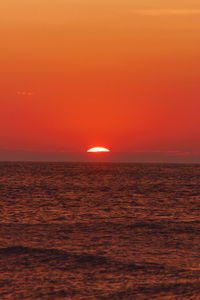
{"left": 0, "top": 0, "right": 200, "bottom": 161}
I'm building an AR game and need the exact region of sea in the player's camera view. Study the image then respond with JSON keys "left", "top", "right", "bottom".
{"left": 0, "top": 162, "right": 200, "bottom": 299}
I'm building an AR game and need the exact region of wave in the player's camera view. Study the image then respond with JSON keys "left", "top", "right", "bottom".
{"left": 0, "top": 246, "right": 181, "bottom": 274}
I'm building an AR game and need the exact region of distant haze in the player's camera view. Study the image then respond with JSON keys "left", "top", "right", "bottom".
{"left": 0, "top": 150, "right": 200, "bottom": 164}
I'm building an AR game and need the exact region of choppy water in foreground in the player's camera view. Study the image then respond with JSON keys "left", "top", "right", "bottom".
{"left": 0, "top": 162, "right": 200, "bottom": 299}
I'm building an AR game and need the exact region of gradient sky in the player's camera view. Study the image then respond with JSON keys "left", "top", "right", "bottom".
{"left": 0, "top": 0, "right": 200, "bottom": 161}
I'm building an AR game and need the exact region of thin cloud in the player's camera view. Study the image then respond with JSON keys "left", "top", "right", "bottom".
{"left": 134, "top": 150, "right": 200, "bottom": 156}
{"left": 17, "top": 91, "right": 34, "bottom": 96}
{"left": 133, "top": 9, "right": 200, "bottom": 16}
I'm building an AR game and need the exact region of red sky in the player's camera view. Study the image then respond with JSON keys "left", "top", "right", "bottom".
{"left": 0, "top": 1, "right": 200, "bottom": 161}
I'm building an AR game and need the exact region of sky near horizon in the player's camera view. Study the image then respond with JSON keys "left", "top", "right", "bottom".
{"left": 0, "top": 1, "right": 200, "bottom": 160}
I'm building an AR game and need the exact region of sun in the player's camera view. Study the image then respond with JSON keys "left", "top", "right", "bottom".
{"left": 87, "top": 147, "right": 110, "bottom": 153}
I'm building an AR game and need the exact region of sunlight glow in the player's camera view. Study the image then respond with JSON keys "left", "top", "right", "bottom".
{"left": 87, "top": 147, "right": 110, "bottom": 153}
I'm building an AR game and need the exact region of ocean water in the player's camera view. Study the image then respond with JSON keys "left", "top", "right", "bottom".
{"left": 0, "top": 162, "right": 200, "bottom": 299}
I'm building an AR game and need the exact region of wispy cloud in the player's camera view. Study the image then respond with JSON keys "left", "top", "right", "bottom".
{"left": 133, "top": 9, "right": 200, "bottom": 16}
{"left": 134, "top": 150, "right": 200, "bottom": 156}
{"left": 17, "top": 91, "right": 34, "bottom": 96}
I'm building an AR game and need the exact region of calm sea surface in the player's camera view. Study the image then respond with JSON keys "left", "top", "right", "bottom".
{"left": 0, "top": 162, "right": 200, "bottom": 299}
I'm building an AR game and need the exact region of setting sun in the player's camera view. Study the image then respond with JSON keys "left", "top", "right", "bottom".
{"left": 87, "top": 147, "right": 110, "bottom": 153}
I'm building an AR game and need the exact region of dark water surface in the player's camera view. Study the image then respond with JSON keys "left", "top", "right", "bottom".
{"left": 0, "top": 162, "right": 200, "bottom": 299}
